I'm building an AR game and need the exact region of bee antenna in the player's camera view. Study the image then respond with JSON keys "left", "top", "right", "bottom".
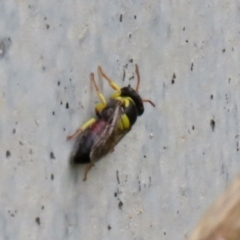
{"left": 142, "top": 99, "right": 155, "bottom": 107}
{"left": 135, "top": 64, "right": 140, "bottom": 92}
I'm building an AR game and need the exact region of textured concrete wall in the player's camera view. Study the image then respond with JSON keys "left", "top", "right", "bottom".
{"left": 1, "top": 1, "right": 240, "bottom": 239}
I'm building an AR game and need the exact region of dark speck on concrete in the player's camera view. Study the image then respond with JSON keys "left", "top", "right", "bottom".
{"left": 116, "top": 171, "right": 120, "bottom": 184}
{"left": 35, "top": 217, "right": 41, "bottom": 225}
{"left": 108, "top": 225, "right": 112, "bottom": 230}
{"left": 172, "top": 73, "right": 176, "bottom": 84}
{"left": 6, "top": 150, "right": 11, "bottom": 158}
{"left": 119, "top": 14, "right": 122, "bottom": 22}
{"left": 0, "top": 37, "right": 12, "bottom": 59}
{"left": 118, "top": 201, "right": 123, "bottom": 210}
{"left": 129, "top": 75, "right": 134, "bottom": 81}
{"left": 210, "top": 119, "right": 215, "bottom": 132}
{"left": 50, "top": 152, "right": 55, "bottom": 159}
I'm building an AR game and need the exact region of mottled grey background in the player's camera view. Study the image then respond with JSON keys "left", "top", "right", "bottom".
{"left": 1, "top": 1, "right": 240, "bottom": 239}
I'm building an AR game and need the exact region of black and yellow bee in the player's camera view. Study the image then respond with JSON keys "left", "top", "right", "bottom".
{"left": 67, "top": 64, "right": 155, "bottom": 181}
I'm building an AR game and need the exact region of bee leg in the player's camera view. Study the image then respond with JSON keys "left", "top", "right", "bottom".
{"left": 66, "top": 118, "right": 96, "bottom": 140}
{"left": 98, "top": 66, "right": 121, "bottom": 91}
{"left": 83, "top": 163, "right": 94, "bottom": 181}
{"left": 95, "top": 102, "right": 106, "bottom": 117}
{"left": 90, "top": 72, "right": 108, "bottom": 116}
{"left": 90, "top": 73, "right": 107, "bottom": 105}
{"left": 66, "top": 129, "right": 82, "bottom": 140}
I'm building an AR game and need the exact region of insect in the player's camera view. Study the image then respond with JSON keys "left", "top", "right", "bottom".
{"left": 67, "top": 64, "right": 155, "bottom": 181}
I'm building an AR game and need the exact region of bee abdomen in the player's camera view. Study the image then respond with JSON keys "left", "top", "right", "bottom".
{"left": 70, "top": 120, "right": 108, "bottom": 164}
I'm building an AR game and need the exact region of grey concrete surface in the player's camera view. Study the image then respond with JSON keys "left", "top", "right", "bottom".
{"left": 1, "top": 1, "right": 240, "bottom": 239}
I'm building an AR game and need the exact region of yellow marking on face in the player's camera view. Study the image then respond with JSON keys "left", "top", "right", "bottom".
{"left": 113, "top": 96, "right": 132, "bottom": 108}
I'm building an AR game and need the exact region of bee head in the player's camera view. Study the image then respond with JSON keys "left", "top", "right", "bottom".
{"left": 120, "top": 85, "right": 144, "bottom": 116}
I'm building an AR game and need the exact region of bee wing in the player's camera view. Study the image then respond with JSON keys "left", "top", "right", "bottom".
{"left": 113, "top": 127, "right": 131, "bottom": 146}
{"left": 90, "top": 101, "right": 123, "bottom": 162}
